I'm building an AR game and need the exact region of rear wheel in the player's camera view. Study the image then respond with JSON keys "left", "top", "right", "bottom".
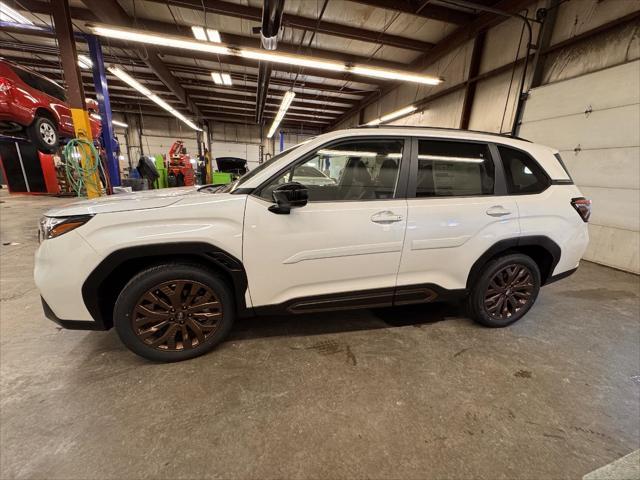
{"left": 113, "top": 264, "right": 234, "bottom": 362}
{"left": 468, "top": 253, "right": 540, "bottom": 327}
{"left": 27, "top": 116, "right": 58, "bottom": 153}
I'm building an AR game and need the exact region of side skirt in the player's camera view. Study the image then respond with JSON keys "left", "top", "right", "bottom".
{"left": 253, "top": 284, "right": 468, "bottom": 316}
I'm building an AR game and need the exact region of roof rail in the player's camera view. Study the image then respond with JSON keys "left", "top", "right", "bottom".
{"left": 355, "top": 124, "right": 531, "bottom": 142}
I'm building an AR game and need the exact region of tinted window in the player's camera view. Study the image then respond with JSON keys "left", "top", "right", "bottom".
{"left": 499, "top": 146, "right": 550, "bottom": 194}
{"left": 13, "top": 66, "right": 66, "bottom": 101}
{"left": 260, "top": 139, "right": 403, "bottom": 202}
{"left": 416, "top": 140, "right": 494, "bottom": 197}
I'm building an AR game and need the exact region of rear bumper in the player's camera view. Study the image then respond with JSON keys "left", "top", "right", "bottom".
{"left": 545, "top": 266, "right": 578, "bottom": 285}
{"left": 41, "top": 297, "right": 107, "bottom": 330}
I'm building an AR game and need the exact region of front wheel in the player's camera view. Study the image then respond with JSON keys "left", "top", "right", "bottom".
{"left": 468, "top": 254, "right": 541, "bottom": 327}
{"left": 113, "top": 264, "right": 235, "bottom": 362}
{"left": 28, "top": 116, "right": 58, "bottom": 153}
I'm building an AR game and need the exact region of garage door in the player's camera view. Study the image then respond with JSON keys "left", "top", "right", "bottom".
{"left": 519, "top": 60, "right": 640, "bottom": 274}
{"left": 212, "top": 142, "right": 261, "bottom": 171}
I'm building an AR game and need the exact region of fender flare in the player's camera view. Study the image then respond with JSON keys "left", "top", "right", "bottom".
{"left": 81, "top": 242, "right": 250, "bottom": 329}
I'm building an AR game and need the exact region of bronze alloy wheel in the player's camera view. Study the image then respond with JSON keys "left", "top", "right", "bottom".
{"left": 132, "top": 280, "right": 223, "bottom": 351}
{"left": 483, "top": 264, "right": 534, "bottom": 320}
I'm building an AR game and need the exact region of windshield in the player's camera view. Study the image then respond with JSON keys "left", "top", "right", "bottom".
{"left": 217, "top": 140, "right": 311, "bottom": 193}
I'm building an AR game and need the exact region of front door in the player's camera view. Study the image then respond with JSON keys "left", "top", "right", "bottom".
{"left": 243, "top": 137, "right": 410, "bottom": 311}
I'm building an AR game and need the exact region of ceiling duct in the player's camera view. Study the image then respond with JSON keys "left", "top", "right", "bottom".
{"left": 260, "top": 0, "right": 285, "bottom": 50}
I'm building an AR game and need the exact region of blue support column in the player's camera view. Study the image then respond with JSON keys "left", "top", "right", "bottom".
{"left": 279, "top": 130, "right": 284, "bottom": 152}
{"left": 86, "top": 34, "right": 120, "bottom": 186}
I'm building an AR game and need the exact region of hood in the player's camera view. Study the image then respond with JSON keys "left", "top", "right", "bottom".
{"left": 45, "top": 187, "right": 199, "bottom": 217}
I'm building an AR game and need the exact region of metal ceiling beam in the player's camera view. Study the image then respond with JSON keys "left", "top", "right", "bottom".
{"left": 330, "top": 0, "right": 538, "bottom": 127}
{"left": 143, "top": 0, "right": 435, "bottom": 52}
{"left": 347, "top": 0, "right": 474, "bottom": 24}
{"left": 79, "top": 0, "right": 202, "bottom": 119}
{"left": 459, "top": 31, "right": 484, "bottom": 129}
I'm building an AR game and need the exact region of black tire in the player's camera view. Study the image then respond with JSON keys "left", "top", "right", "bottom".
{"left": 468, "top": 253, "right": 541, "bottom": 328}
{"left": 27, "top": 116, "right": 58, "bottom": 153}
{"left": 113, "top": 263, "right": 235, "bottom": 362}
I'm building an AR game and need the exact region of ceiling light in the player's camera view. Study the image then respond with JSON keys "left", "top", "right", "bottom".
{"left": 191, "top": 26, "right": 221, "bottom": 43}
{"left": 240, "top": 49, "right": 346, "bottom": 73}
{"left": 112, "top": 119, "right": 128, "bottom": 128}
{"left": 108, "top": 66, "right": 200, "bottom": 131}
{"left": 267, "top": 91, "right": 295, "bottom": 139}
{"left": 211, "top": 72, "right": 223, "bottom": 85}
{"left": 191, "top": 26, "right": 207, "bottom": 41}
{"left": 0, "top": 2, "right": 33, "bottom": 25}
{"left": 221, "top": 73, "right": 232, "bottom": 85}
{"left": 88, "top": 24, "right": 443, "bottom": 86}
{"left": 366, "top": 105, "right": 418, "bottom": 126}
{"left": 77, "top": 54, "right": 92, "bottom": 69}
{"left": 207, "top": 29, "right": 221, "bottom": 43}
{"left": 93, "top": 25, "right": 229, "bottom": 56}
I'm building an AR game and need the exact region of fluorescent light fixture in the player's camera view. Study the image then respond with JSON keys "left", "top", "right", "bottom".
{"left": 418, "top": 154, "right": 484, "bottom": 164}
{"left": 352, "top": 66, "right": 440, "bottom": 85}
{"left": 108, "top": 66, "right": 200, "bottom": 131}
{"left": 207, "top": 29, "right": 221, "bottom": 43}
{"left": 0, "top": 1, "right": 33, "bottom": 25}
{"left": 240, "top": 49, "right": 346, "bottom": 73}
{"left": 77, "top": 54, "right": 92, "bottom": 69}
{"left": 90, "top": 112, "right": 129, "bottom": 128}
{"left": 267, "top": 91, "right": 295, "bottom": 139}
{"left": 367, "top": 105, "right": 418, "bottom": 126}
{"left": 211, "top": 72, "right": 223, "bottom": 84}
{"left": 318, "top": 150, "right": 378, "bottom": 157}
{"left": 93, "top": 25, "right": 229, "bottom": 56}
{"left": 191, "top": 26, "right": 221, "bottom": 43}
{"left": 211, "top": 72, "right": 232, "bottom": 85}
{"left": 191, "top": 26, "right": 207, "bottom": 41}
{"left": 88, "top": 24, "right": 442, "bottom": 86}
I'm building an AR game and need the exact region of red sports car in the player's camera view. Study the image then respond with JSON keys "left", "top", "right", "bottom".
{"left": 0, "top": 59, "right": 101, "bottom": 153}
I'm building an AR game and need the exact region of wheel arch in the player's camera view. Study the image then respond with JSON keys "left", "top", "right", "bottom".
{"left": 466, "top": 236, "right": 561, "bottom": 290}
{"left": 33, "top": 107, "right": 58, "bottom": 126}
{"left": 81, "top": 242, "right": 250, "bottom": 330}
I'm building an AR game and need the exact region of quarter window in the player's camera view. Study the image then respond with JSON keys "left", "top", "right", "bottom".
{"left": 259, "top": 139, "right": 403, "bottom": 202}
{"left": 416, "top": 140, "right": 495, "bottom": 197}
{"left": 499, "top": 146, "right": 550, "bottom": 194}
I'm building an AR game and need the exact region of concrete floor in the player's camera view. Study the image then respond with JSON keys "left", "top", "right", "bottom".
{"left": 1, "top": 190, "right": 639, "bottom": 480}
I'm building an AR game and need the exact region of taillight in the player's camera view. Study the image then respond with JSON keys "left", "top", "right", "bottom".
{"left": 571, "top": 197, "right": 591, "bottom": 222}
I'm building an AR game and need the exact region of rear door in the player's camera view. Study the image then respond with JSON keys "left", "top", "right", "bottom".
{"left": 396, "top": 137, "right": 520, "bottom": 296}
{"left": 243, "top": 136, "right": 411, "bottom": 310}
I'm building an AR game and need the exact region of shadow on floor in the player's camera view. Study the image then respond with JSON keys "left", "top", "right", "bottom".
{"left": 228, "top": 301, "right": 467, "bottom": 342}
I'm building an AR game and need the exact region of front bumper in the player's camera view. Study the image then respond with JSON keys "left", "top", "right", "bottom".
{"left": 41, "top": 297, "right": 107, "bottom": 330}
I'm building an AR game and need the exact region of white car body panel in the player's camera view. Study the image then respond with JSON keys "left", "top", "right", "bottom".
{"left": 397, "top": 195, "right": 520, "bottom": 290}
{"left": 243, "top": 195, "right": 407, "bottom": 306}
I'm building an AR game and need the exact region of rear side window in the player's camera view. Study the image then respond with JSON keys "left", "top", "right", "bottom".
{"left": 416, "top": 140, "right": 495, "bottom": 197}
{"left": 12, "top": 66, "right": 66, "bottom": 101}
{"left": 499, "top": 146, "right": 550, "bottom": 194}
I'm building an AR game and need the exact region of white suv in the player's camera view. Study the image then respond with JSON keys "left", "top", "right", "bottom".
{"left": 35, "top": 127, "right": 591, "bottom": 362}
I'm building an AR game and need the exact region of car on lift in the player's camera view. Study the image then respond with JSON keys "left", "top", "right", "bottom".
{"left": 0, "top": 59, "right": 101, "bottom": 153}
{"left": 34, "top": 127, "right": 590, "bottom": 362}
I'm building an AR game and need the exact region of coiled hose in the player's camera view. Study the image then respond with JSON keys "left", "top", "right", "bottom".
{"left": 62, "top": 138, "right": 108, "bottom": 196}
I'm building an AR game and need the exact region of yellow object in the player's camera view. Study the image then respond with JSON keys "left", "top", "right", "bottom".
{"left": 70, "top": 108, "right": 101, "bottom": 198}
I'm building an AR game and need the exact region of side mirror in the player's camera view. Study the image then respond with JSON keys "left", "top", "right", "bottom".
{"left": 268, "top": 182, "right": 308, "bottom": 214}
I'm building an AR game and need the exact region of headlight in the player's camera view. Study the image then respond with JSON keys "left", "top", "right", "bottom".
{"left": 39, "top": 215, "right": 93, "bottom": 241}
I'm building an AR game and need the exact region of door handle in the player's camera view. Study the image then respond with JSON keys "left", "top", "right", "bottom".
{"left": 486, "top": 205, "right": 512, "bottom": 217}
{"left": 371, "top": 210, "right": 404, "bottom": 224}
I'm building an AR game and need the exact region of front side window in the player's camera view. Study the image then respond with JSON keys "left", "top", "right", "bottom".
{"left": 416, "top": 140, "right": 495, "bottom": 197}
{"left": 499, "top": 146, "right": 550, "bottom": 194}
{"left": 259, "top": 138, "right": 403, "bottom": 202}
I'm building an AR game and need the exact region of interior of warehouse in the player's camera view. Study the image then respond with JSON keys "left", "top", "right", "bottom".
{"left": 0, "top": 0, "right": 639, "bottom": 479}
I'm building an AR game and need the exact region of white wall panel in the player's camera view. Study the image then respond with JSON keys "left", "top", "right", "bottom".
{"left": 388, "top": 90, "right": 464, "bottom": 128}
{"left": 519, "top": 60, "right": 640, "bottom": 273}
